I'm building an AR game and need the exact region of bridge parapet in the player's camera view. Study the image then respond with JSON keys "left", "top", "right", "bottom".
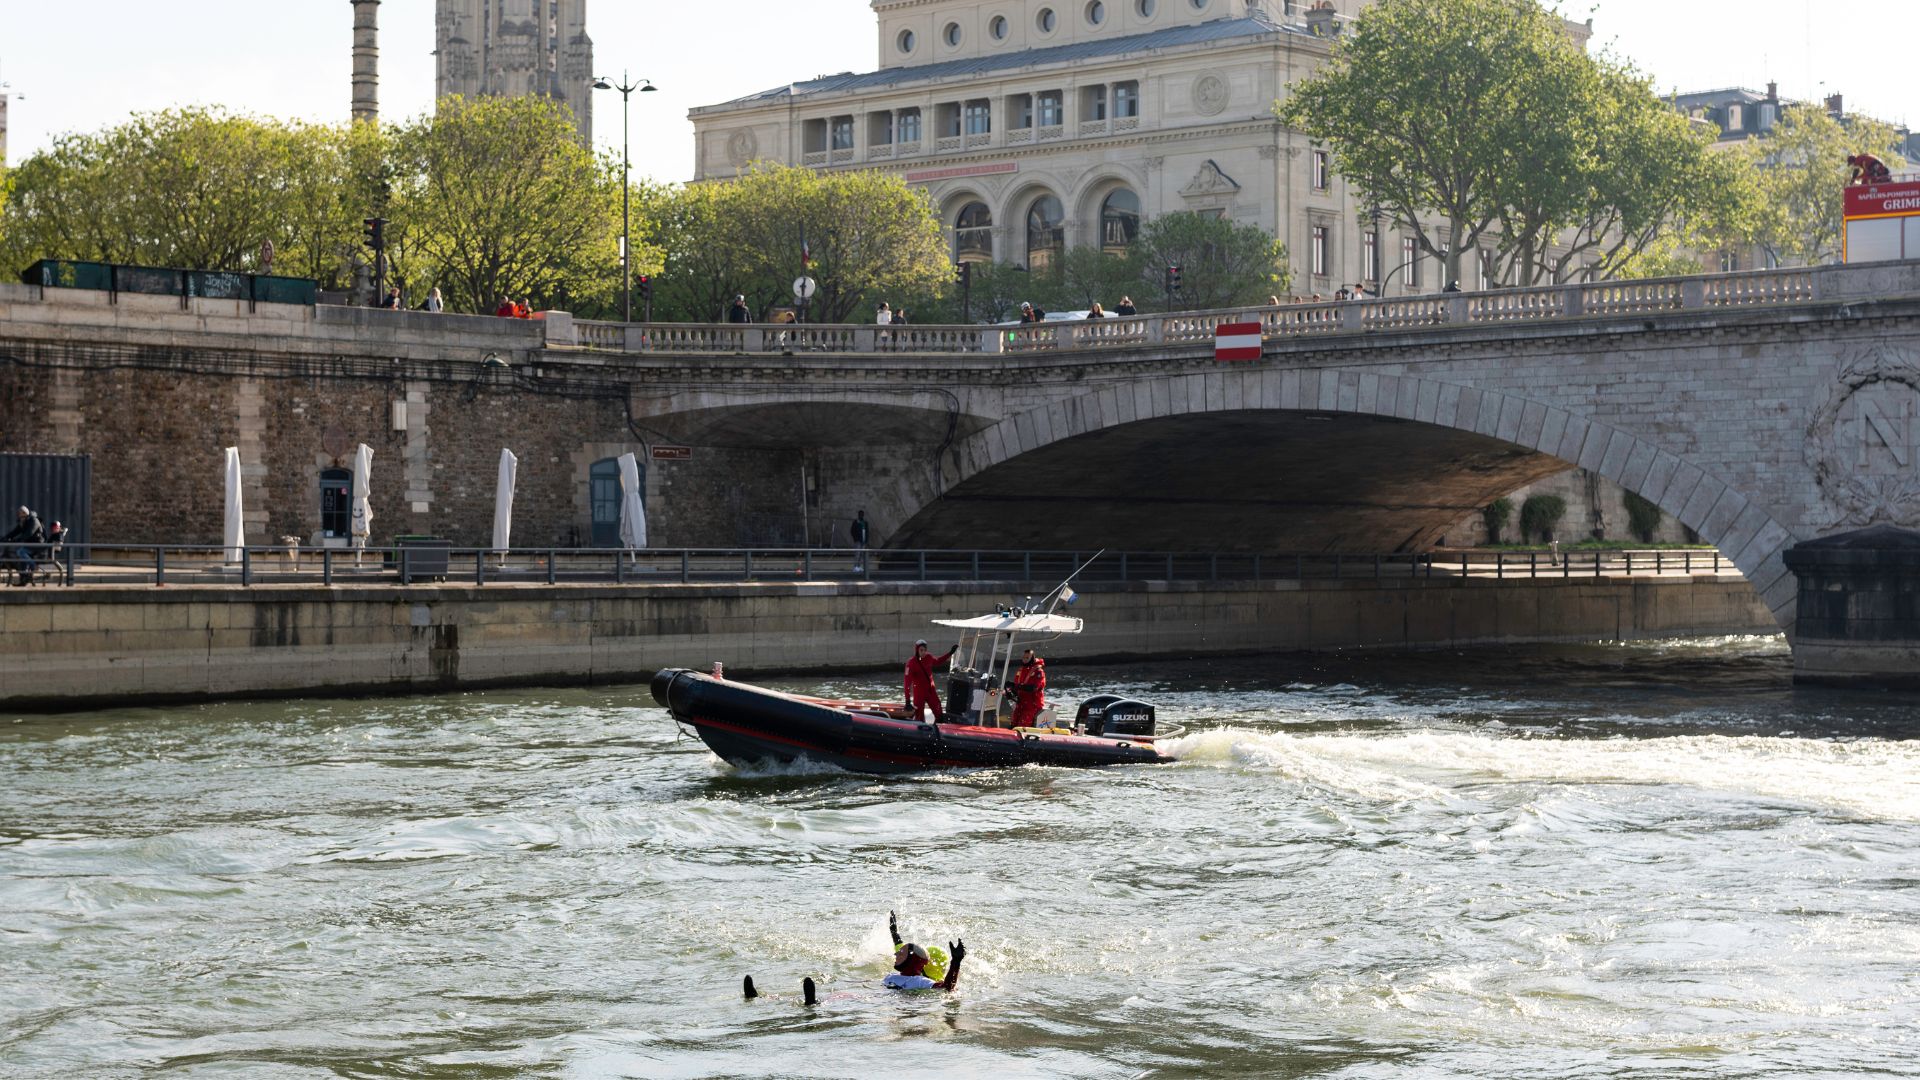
{"left": 568, "top": 262, "right": 1909, "bottom": 358}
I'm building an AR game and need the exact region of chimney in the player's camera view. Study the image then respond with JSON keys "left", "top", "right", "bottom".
{"left": 1825, "top": 93, "right": 1844, "bottom": 119}
{"left": 1766, "top": 81, "right": 1777, "bottom": 102}
{"left": 351, "top": 0, "right": 380, "bottom": 123}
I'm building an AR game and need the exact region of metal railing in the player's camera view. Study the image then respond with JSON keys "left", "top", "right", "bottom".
{"left": 0, "top": 544, "right": 1735, "bottom": 590}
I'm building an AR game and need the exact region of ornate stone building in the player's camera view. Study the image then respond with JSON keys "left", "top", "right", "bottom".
{"left": 689, "top": 0, "right": 1422, "bottom": 295}
{"left": 435, "top": 0, "right": 595, "bottom": 142}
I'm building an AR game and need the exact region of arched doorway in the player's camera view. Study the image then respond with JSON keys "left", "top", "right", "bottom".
{"left": 954, "top": 201, "right": 993, "bottom": 263}
{"left": 1099, "top": 188, "right": 1141, "bottom": 255}
{"left": 589, "top": 457, "right": 637, "bottom": 547}
{"left": 1026, "top": 194, "right": 1066, "bottom": 271}
{"left": 319, "top": 467, "right": 352, "bottom": 539}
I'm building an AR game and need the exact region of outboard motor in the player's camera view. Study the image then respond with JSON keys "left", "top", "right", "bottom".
{"left": 1076, "top": 695, "right": 1156, "bottom": 738}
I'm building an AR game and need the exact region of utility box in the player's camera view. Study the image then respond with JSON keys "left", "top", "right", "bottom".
{"left": 0, "top": 453, "right": 92, "bottom": 550}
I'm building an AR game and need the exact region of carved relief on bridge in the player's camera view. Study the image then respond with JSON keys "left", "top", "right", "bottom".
{"left": 1806, "top": 345, "right": 1920, "bottom": 528}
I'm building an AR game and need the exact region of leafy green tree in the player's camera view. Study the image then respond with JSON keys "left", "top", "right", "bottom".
{"left": 1623, "top": 490, "right": 1663, "bottom": 543}
{"left": 1481, "top": 497, "right": 1513, "bottom": 545}
{"left": 1279, "top": 0, "right": 1599, "bottom": 286}
{"left": 387, "top": 95, "right": 624, "bottom": 313}
{"left": 1128, "top": 212, "right": 1289, "bottom": 311}
{"left": 642, "top": 163, "right": 950, "bottom": 323}
{"left": 1520, "top": 494, "right": 1567, "bottom": 543}
{"left": 1738, "top": 103, "right": 1907, "bottom": 266}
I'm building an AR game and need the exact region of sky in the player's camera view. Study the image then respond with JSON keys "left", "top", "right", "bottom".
{"left": 1, "top": 0, "right": 1915, "bottom": 184}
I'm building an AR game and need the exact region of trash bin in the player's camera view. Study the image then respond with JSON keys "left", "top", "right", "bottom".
{"left": 392, "top": 536, "right": 452, "bottom": 581}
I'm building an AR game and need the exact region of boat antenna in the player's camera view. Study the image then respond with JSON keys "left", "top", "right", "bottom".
{"left": 1041, "top": 550, "right": 1104, "bottom": 615}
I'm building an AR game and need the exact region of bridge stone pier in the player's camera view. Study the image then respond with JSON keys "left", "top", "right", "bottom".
{"left": 6, "top": 262, "right": 1920, "bottom": 685}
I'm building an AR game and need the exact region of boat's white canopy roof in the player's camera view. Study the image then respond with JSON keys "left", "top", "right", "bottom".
{"left": 932, "top": 612, "right": 1083, "bottom": 634}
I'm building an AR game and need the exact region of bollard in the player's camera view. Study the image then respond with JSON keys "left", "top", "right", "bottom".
{"left": 323, "top": 549, "right": 333, "bottom": 586}
{"left": 475, "top": 550, "right": 486, "bottom": 586}
{"left": 401, "top": 547, "right": 412, "bottom": 586}
{"left": 547, "top": 549, "right": 558, "bottom": 585}
{"left": 970, "top": 551, "right": 979, "bottom": 581}
{"left": 156, "top": 547, "right": 165, "bottom": 586}
{"left": 241, "top": 546, "right": 252, "bottom": 587}
{"left": 681, "top": 551, "right": 690, "bottom": 583}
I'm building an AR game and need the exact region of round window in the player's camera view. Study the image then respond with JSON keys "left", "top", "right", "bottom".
{"left": 1037, "top": 7, "right": 1057, "bottom": 33}
{"left": 990, "top": 14, "right": 1008, "bottom": 39}
{"left": 1190, "top": 0, "right": 1209, "bottom": 9}
{"left": 1087, "top": 0, "right": 1106, "bottom": 25}
{"left": 943, "top": 21, "right": 962, "bottom": 47}
{"left": 1137, "top": 0, "right": 1157, "bottom": 16}
{"left": 898, "top": 29, "right": 915, "bottom": 54}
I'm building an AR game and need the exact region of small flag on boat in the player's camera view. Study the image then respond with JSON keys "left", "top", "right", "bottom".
{"left": 1061, "top": 586, "right": 1077, "bottom": 605}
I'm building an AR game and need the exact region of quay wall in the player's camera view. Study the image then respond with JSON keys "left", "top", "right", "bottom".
{"left": 0, "top": 577, "right": 1776, "bottom": 712}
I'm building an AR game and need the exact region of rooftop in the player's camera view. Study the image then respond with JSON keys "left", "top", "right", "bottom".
{"left": 702, "top": 14, "right": 1290, "bottom": 111}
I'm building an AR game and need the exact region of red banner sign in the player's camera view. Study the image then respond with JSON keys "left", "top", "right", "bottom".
{"left": 1844, "top": 180, "right": 1920, "bottom": 219}
{"left": 1214, "top": 322, "right": 1263, "bottom": 362}
{"left": 904, "top": 162, "right": 1018, "bottom": 184}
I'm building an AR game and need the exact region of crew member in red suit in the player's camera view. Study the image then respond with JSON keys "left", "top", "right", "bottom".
{"left": 904, "top": 639, "right": 955, "bottom": 723}
{"left": 1010, "top": 649, "right": 1047, "bottom": 729}
{"left": 1849, "top": 153, "right": 1892, "bottom": 186}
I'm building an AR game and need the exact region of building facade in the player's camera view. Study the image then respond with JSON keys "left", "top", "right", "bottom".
{"left": 688, "top": 0, "right": 1444, "bottom": 297}
{"left": 1, "top": 92, "right": 9, "bottom": 169}
{"left": 435, "top": 0, "right": 595, "bottom": 142}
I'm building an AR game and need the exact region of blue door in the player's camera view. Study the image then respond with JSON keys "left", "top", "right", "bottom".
{"left": 590, "top": 458, "right": 622, "bottom": 547}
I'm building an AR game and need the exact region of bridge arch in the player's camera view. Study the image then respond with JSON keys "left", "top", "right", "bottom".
{"left": 881, "top": 369, "right": 1800, "bottom": 626}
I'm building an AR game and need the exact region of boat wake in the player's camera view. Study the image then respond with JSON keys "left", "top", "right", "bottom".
{"left": 1162, "top": 727, "right": 1920, "bottom": 821}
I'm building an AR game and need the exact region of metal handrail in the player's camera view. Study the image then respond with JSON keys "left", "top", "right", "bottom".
{"left": 1, "top": 544, "right": 1735, "bottom": 589}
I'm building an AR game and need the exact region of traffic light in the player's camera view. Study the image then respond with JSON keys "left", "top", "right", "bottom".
{"left": 363, "top": 217, "right": 386, "bottom": 252}
{"left": 1165, "top": 265, "right": 1183, "bottom": 292}
{"left": 637, "top": 274, "right": 652, "bottom": 299}
{"left": 955, "top": 262, "right": 972, "bottom": 288}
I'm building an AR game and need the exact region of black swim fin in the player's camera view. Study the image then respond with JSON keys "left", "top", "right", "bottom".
{"left": 743, "top": 975, "right": 758, "bottom": 999}
{"left": 802, "top": 977, "right": 818, "bottom": 1006}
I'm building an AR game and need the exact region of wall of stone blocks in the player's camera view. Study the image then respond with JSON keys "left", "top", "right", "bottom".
{"left": 0, "top": 577, "right": 1777, "bottom": 711}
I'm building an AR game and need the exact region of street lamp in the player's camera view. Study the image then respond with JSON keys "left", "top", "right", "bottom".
{"left": 592, "top": 73, "right": 657, "bottom": 323}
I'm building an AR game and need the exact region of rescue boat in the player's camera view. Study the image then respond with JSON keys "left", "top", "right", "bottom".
{"left": 653, "top": 593, "right": 1175, "bottom": 774}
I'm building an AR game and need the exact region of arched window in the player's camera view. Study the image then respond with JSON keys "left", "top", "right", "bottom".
{"left": 319, "top": 467, "right": 351, "bottom": 538}
{"left": 955, "top": 202, "right": 993, "bottom": 262}
{"left": 1026, "top": 195, "right": 1066, "bottom": 271}
{"left": 1099, "top": 188, "right": 1140, "bottom": 255}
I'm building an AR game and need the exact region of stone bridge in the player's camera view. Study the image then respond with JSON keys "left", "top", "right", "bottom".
{"left": 611, "top": 263, "right": 1920, "bottom": 634}
{"left": 5, "top": 262, "right": 1920, "bottom": 653}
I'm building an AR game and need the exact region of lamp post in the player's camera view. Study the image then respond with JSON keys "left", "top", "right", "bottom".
{"left": 592, "top": 73, "right": 657, "bottom": 323}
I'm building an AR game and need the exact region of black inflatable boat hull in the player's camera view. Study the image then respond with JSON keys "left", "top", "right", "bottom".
{"left": 651, "top": 668, "right": 1165, "bottom": 773}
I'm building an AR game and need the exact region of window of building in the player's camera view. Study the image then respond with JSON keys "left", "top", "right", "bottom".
{"left": 1719, "top": 250, "right": 1741, "bottom": 273}
{"left": 1008, "top": 93, "right": 1034, "bottom": 129}
{"left": 830, "top": 116, "right": 854, "bottom": 151}
{"left": 1087, "top": 1, "right": 1106, "bottom": 25}
{"left": 1726, "top": 104, "right": 1743, "bottom": 132}
{"left": 1401, "top": 236, "right": 1420, "bottom": 288}
{"left": 1082, "top": 84, "right": 1108, "bottom": 122}
{"left": 1114, "top": 81, "right": 1140, "bottom": 118}
{"left": 1311, "top": 150, "right": 1329, "bottom": 191}
{"left": 943, "top": 22, "right": 962, "bottom": 47}
{"left": 1363, "top": 229, "right": 1378, "bottom": 284}
{"left": 937, "top": 102, "right": 962, "bottom": 137}
{"left": 868, "top": 112, "right": 893, "bottom": 146}
{"left": 1190, "top": 0, "right": 1209, "bottom": 9}
{"left": 897, "top": 108, "right": 922, "bottom": 142}
{"left": 1547, "top": 255, "right": 1562, "bottom": 283}
{"left": 319, "top": 467, "right": 351, "bottom": 538}
{"left": 1137, "top": 0, "right": 1157, "bottom": 16}
{"left": 1477, "top": 249, "right": 1494, "bottom": 291}
{"left": 1027, "top": 195, "right": 1066, "bottom": 270}
{"left": 897, "top": 29, "right": 916, "bottom": 55}
{"left": 956, "top": 202, "right": 994, "bottom": 262}
{"left": 1037, "top": 90, "right": 1063, "bottom": 127}
{"left": 964, "top": 99, "right": 992, "bottom": 135}
{"left": 1100, "top": 188, "right": 1141, "bottom": 254}
{"left": 990, "top": 15, "right": 1009, "bottom": 40}
{"left": 1311, "top": 225, "right": 1329, "bottom": 276}
{"left": 1038, "top": 7, "right": 1057, "bottom": 32}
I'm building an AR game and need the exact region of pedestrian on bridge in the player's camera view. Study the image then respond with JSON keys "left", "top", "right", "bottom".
{"left": 729, "top": 295, "right": 750, "bottom": 323}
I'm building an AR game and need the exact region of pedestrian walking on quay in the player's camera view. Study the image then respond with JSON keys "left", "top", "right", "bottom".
{"left": 4, "top": 506, "right": 46, "bottom": 587}
{"left": 850, "top": 510, "right": 869, "bottom": 572}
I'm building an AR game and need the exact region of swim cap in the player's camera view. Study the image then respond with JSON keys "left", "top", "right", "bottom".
{"left": 899, "top": 942, "right": 929, "bottom": 961}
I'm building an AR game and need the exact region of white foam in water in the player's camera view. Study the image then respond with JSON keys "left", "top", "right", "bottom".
{"left": 1162, "top": 728, "right": 1920, "bottom": 821}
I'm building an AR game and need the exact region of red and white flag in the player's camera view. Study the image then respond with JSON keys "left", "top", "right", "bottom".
{"left": 801, "top": 236, "right": 811, "bottom": 269}
{"left": 1214, "top": 321, "right": 1262, "bottom": 362}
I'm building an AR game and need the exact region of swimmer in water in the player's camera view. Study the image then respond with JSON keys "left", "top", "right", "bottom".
{"left": 742, "top": 911, "right": 966, "bottom": 1002}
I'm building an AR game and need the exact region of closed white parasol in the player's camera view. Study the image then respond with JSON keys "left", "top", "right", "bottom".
{"left": 222, "top": 446, "right": 245, "bottom": 562}
{"left": 350, "top": 443, "right": 373, "bottom": 562}
{"left": 492, "top": 448, "right": 518, "bottom": 556}
{"left": 616, "top": 451, "right": 647, "bottom": 552}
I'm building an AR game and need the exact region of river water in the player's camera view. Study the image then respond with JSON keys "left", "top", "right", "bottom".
{"left": 4, "top": 636, "right": 1918, "bottom": 1078}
